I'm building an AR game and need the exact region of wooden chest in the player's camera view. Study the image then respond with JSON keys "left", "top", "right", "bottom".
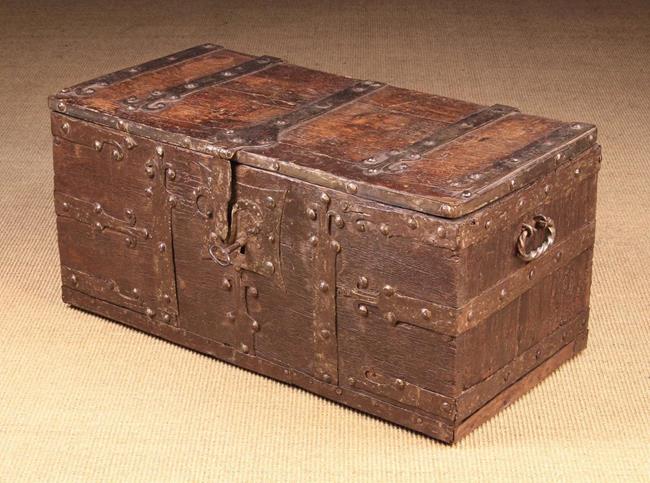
{"left": 49, "top": 44, "right": 600, "bottom": 443}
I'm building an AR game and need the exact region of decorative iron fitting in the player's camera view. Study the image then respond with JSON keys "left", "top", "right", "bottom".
{"left": 62, "top": 266, "right": 144, "bottom": 313}
{"left": 149, "top": 145, "right": 179, "bottom": 316}
{"left": 352, "top": 367, "right": 456, "bottom": 421}
{"left": 361, "top": 104, "right": 518, "bottom": 175}
{"left": 204, "top": 180, "right": 286, "bottom": 286}
{"left": 55, "top": 193, "right": 149, "bottom": 245}
{"left": 120, "top": 56, "right": 282, "bottom": 112}
{"left": 56, "top": 44, "right": 224, "bottom": 98}
{"left": 210, "top": 80, "right": 386, "bottom": 146}
{"left": 311, "top": 194, "right": 341, "bottom": 384}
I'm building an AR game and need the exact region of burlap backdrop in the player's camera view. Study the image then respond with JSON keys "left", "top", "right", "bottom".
{"left": 1, "top": 0, "right": 648, "bottom": 481}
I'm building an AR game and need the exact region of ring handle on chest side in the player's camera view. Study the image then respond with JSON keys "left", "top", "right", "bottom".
{"left": 516, "top": 215, "right": 556, "bottom": 262}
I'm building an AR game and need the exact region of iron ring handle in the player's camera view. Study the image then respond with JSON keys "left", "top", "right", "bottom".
{"left": 516, "top": 215, "right": 556, "bottom": 262}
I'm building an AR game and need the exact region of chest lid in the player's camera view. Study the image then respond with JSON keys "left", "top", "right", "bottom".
{"left": 49, "top": 43, "right": 597, "bottom": 218}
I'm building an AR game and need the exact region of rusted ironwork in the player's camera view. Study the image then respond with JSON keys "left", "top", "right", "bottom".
{"left": 361, "top": 104, "right": 518, "bottom": 175}
{"left": 311, "top": 194, "right": 341, "bottom": 384}
{"left": 219, "top": 80, "right": 386, "bottom": 146}
{"left": 55, "top": 192, "right": 149, "bottom": 243}
{"left": 120, "top": 55, "right": 282, "bottom": 112}
{"left": 517, "top": 215, "right": 556, "bottom": 262}
{"left": 149, "top": 145, "right": 179, "bottom": 322}
{"left": 57, "top": 44, "right": 224, "bottom": 97}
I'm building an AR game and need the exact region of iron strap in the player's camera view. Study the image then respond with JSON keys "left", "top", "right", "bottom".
{"left": 57, "top": 43, "right": 224, "bottom": 97}
{"left": 120, "top": 55, "right": 283, "bottom": 112}
{"left": 361, "top": 104, "right": 519, "bottom": 175}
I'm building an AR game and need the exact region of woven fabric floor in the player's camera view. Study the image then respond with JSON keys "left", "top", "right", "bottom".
{"left": 1, "top": 0, "right": 648, "bottom": 481}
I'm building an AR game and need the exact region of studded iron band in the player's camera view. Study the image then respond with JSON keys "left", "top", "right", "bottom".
{"left": 58, "top": 44, "right": 224, "bottom": 97}
{"left": 120, "top": 55, "right": 283, "bottom": 112}
{"left": 211, "top": 79, "right": 386, "bottom": 147}
{"left": 361, "top": 104, "right": 519, "bottom": 176}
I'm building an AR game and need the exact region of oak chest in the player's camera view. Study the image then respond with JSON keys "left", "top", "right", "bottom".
{"left": 49, "top": 44, "right": 600, "bottom": 443}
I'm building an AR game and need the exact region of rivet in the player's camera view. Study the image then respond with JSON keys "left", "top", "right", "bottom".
{"left": 544, "top": 184, "right": 551, "bottom": 194}
{"left": 485, "top": 220, "right": 491, "bottom": 229}
{"left": 132, "top": 288, "right": 139, "bottom": 298}
{"left": 308, "top": 235, "right": 318, "bottom": 246}
{"left": 322, "top": 374, "right": 332, "bottom": 383}
{"left": 167, "top": 195, "right": 176, "bottom": 207}
{"left": 145, "top": 166, "right": 155, "bottom": 178}
{"left": 406, "top": 217, "right": 418, "bottom": 230}
{"left": 416, "top": 417, "right": 423, "bottom": 424}
{"left": 111, "top": 148, "right": 122, "bottom": 161}
{"left": 555, "top": 153, "right": 562, "bottom": 161}
{"left": 510, "top": 179, "right": 516, "bottom": 188}
{"left": 385, "top": 312, "right": 397, "bottom": 324}
{"left": 467, "top": 311, "right": 474, "bottom": 321}
{"left": 334, "top": 215, "right": 345, "bottom": 228}
{"left": 347, "top": 377, "right": 356, "bottom": 386}
{"left": 124, "top": 236, "right": 133, "bottom": 247}
{"left": 145, "top": 187, "right": 153, "bottom": 197}
{"left": 270, "top": 161, "right": 280, "bottom": 171}
{"left": 358, "top": 304, "right": 369, "bottom": 317}
{"left": 125, "top": 137, "right": 136, "bottom": 149}
{"left": 248, "top": 287, "right": 259, "bottom": 298}
{"left": 379, "top": 223, "right": 389, "bottom": 236}
{"left": 436, "top": 226, "right": 446, "bottom": 238}
{"left": 252, "top": 321, "right": 260, "bottom": 332}
{"left": 183, "top": 137, "right": 191, "bottom": 147}
{"left": 155, "top": 146, "right": 164, "bottom": 157}
{"left": 395, "top": 379, "right": 405, "bottom": 390}
{"left": 57, "top": 101, "right": 66, "bottom": 112}
{"left": 93, "top": 140, "right": 103, "bottom": 151}
{"left": 346, "top": 182, "right": 358, "bottom": 194}
{"left": 319, "top": 281, "right": 329, "bottom": 292}
{"left": 163, "top": 294, "right": 171, "bottom": 304}
{"left": 221, "top": 278, "right": 232, "bottom": 290}
{"left": 240, "top": 343, "right": 250, "bottom": 354}
{"left": 226, "top": 311, "right": 236, "bottom": 321}
{"left": 62, "top": 202, "right": 69, "bottom": 211}
{"left": 93, "top": 221, "right": 103, "bottom": 231}
{"left": 264, "top": 196, "right": 275, "bottom": 209}
{"left": 166, "top": 168, "right": 176, "bottom": 180}
{"left": 158, "top": 242, "right": 166, "bottom": 252}
{"left": 461, "top": 190, "right": 472, "bottom": 198}
{"left": 70, "top": 274, "right": 78, "bottom": 285}
{"left": 421, "top": 308, "right": 432, "bottom": 320}
{"left": 320, "top": 192, "right": 330, "bottom": 204}
{"left": 61, "top": 122, "right": 70, "bottom": 134}
{"left": 268, "top": 234, "right": 275, "bottom": 243}
{"left": 307, "top": 208, "right": 317, "bottom": 220}
{"left": 93, "top": 202, "right": 102, "bottom": 213}
{"left": 162, "top": 313, "right": 171, "bottom": 323}
{"left": 499, "top": 288, "right": 507, "bottom": 300}
{"left": 330, "top": 240, "right": 341, "bottom": 252}
{"left": 357, "top": 276, "right": 369, "bottom": 289}
{"left": 441, "top": 204, "right": 452, "bottom": 215}
{"left": 145, "top": 308, "right": 155, "bottom": 318}
{"left": 320, "top": 329, "right": 331, "bottom": 339}
{"left": 264, "top": 261, "right": 275, "bottom": 274}
{"left": 335, "top": 388, "right": 343, "bottom": 395}
{"left": 574, "top": 168, "right": 581, "bottom": 176}
{"left": 589, "top": 134, "right": 594, "bottom": 142}
{"left": 535, "top": 349, "right": 542, "bottom": 359}
{"left": 382, "top": 285, "right": 395, "bottom": 297}
{"left": 356, "top": 221, "right": 366, "bottom": 232}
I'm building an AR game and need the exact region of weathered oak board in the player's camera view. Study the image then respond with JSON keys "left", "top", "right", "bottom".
{"left": 50, "top": 44, "right": 600, "bottom": 443}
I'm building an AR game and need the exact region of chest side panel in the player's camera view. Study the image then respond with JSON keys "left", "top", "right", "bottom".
{"left": 53, "top": 113, "right": 178, "bottom": 324}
